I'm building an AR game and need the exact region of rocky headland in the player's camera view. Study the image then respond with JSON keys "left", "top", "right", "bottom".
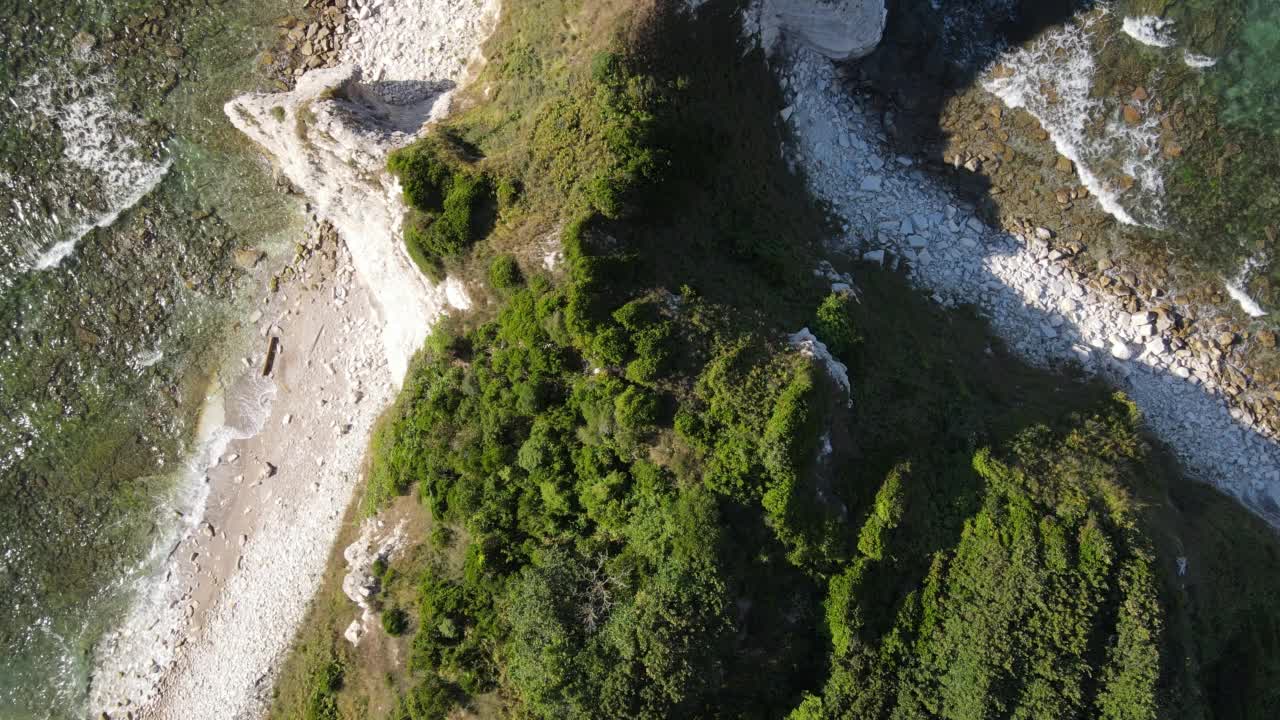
{"left": 747, "top": 0, "right": 1280, "bottom": 524}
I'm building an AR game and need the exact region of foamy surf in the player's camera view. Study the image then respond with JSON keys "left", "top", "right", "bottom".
{"left": 1122, "top": 16, "right": 1176, "bottom": 48}
{"left": 16, "top": 68, "right": 172, "bottom": 271}
{"left": 1183, "top": 51, "right": 1218, "bottom": 69}
{"left": 985, "top": 12, "right": 1166, "bottom": 229}
{"left": 1226, "top": 253, "right": 1269, "bottom": 318}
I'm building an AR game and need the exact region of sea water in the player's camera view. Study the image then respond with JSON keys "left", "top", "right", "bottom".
{"left": 0, "top": 2, "right": 303, "bottom": 717}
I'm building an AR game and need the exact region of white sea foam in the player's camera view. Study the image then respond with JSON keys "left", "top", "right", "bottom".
{"left": 1122, "top": 16, "right": 1176, "bottom": 48}
{"left": 1183, "top": 51, "right": 1218, "bottom": 68}
{"left": 1226, "top": 253, "right": 1269, "bottom": 318}
{"left": 985, "top": 14, "right": 1166, "bottom": 228}
{"left": 129, "top": 349, "right": 166, "bottom": 371}
{"left": 18, "top": 70, "right": 171, "bottom": 270}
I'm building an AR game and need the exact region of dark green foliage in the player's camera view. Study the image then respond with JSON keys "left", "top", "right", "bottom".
{"left": 301, "top": 645, "right": 344, "bottom": 720}
{"left": 337, "top": 5, "right": 1280, "bottom": 720}
{"left": 387, "top": 674, "right": 456, "bottom": 720}
{"left": 529, "top": 50, "right": 669, "bottom": 220}
{"left": 388, "top": 140, "right": 456, "bottom": 212}
{"left": 402, "top": 173, "right": 489, "bottom": 261}
{"left": 614, "top": 384, "right": 658, "bottom": 431}
{"left": 389, "top": 137, "right": 496, "bottom": 280}
{"left": 856, "top": 464, "right": 907, "bottom": 561}
{"left": 496, "top": 176, "right": 522, "bottom": 210}
{"left": 589, "top": 325, "right": 629, "bottom": 366}
{"left": 429, "top": 526, "right": 453, "bottom": 549}
{"left": 382, "top": 607, "right": 408, "bottom": 637}
{"left": 488, "top": 253, "right": 523, "bottom": 290}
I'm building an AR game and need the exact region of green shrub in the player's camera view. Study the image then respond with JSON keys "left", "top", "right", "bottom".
{"left": 589, "top": 325, "right": 629, "bottom": 366}
{"left": 390, "top": 139, "right": 495, "bottom": 279}
{"left": 388, "top": 141, "right": 456, "bottom": 212}
{"left": 403, "top": 213, "right": 447, "bottom": 283}
{"left": 856, "top": 465, "right": 907, "bottom": 561}
{"left": 302, "top": 648, "right": 344, "bottom": 720}
{"left": 812, "top": 292, "right": 858, "bottom": 358}
{"left": 430, "top": 526, "right": 453, "bottom": 549}
{"left": 382, "top": 607, "right": 409, "bottom": 636}
{"left": 614, "top": 384, "right": 658, "bottom": 431}
{"left": 625, "top": 323, "right": 672, "bottom": 384}
{"left": 414, "top": 173, "right": 490, "bottom": 259}
{"left": 496, "top": 176, "right": 522, "bottom": 209}
{"left": 488, "top": 253, "right": 523, "bottom": 290}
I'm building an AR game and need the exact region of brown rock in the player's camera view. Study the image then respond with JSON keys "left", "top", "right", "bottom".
{"left": 234, "top": 247, "right": 265, "bottom": 270}
{"left": 1123, "top": 104, "right": 1142, "bottom": 125}
{"left": 1055, "top": 155, "right": 1074, "bottom": 174}
{"left": 1218, "top": 332, "right": 1237, "bottom": 347}
{"left": 1132, "top": 86, "right": 1149, "bottom": 101}
{"left": 1257, "top": 330, "right": 1277, "bottom": 349}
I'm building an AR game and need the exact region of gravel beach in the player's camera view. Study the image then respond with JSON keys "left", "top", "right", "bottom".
{"left": 89, "top": 2, "right": 499, "bottom": 717}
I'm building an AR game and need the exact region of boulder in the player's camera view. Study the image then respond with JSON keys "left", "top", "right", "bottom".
{"left": 234, "top": 247, "right": 265, "bottom": 270}
{"left": 758, "top": 0, "right": 887, "bottom": 61}
{"left": 1110, "top": 340, "right": 1134, "bottom": 361}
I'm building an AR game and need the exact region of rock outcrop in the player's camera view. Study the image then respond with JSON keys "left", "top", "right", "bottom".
{"left": 225, "top": 64, "right": 468, "bottom": 384}
{"left": 755, "top": 0, "right": 887, "bottom": 61}
{"left": 341, "top": 519, "right": 407, "bottom": 646}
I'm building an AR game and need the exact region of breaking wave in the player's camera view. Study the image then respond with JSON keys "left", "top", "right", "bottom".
{"left": 2, "top": 66, "right": 170, "bottom": 276}
{"left": 984, "top": 11, "right": 1167, "bottom": 229}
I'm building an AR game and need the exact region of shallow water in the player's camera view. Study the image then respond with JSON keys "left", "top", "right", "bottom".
{"left": 0, "top": 1, "right": 301, "bottom": 717}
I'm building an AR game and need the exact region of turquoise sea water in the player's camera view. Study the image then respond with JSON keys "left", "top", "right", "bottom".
{"left": 0, "top": 1, "right": 300, "bottom": 717}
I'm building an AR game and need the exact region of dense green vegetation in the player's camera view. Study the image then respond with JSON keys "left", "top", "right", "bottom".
{"left": 388, "top": 137, "right": 497, "bottom": 281}
{"left": 271, "top": 3, "right": 1280, "bottom": 720}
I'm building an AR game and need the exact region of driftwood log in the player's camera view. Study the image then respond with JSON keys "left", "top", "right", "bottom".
{"left": 262, "top": 336, "right": 280, "bottom": 377}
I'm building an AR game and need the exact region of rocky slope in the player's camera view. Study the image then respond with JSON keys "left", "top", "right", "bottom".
{"left": 772, "top": 40, "right": 1280, "bottom": 525}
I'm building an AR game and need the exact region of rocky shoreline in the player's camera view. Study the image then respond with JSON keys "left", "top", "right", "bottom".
{"left": 772, "top": 39, "right": 1280, "bottom": 523}
{"left": 90, "top": 216, "right": 396, "bottom": 719}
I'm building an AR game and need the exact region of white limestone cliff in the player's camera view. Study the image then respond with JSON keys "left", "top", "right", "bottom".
{"left": 225, "top": 65, "right": 467, "bottom": 384}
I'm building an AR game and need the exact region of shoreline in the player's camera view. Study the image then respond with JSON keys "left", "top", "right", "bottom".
{"left": 89, "top": 1, "right": 500, "bottom": 717}
{"left": 91, "top": 219, "right": 397, "bottom": 718}
{"left": 773, "top": 40, "right": 1280, "bottom": 524}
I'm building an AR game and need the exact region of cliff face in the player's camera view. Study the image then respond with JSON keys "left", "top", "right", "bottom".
{"left": 755, "top": 0, "right": 888, "bottom": 60}
{"left": 225, "top": 66, "right": 468, "bottom": 383}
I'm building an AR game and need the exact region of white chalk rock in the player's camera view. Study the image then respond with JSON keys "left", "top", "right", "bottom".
{"left": 226, "top": 65, "right": 455, "bottom": 386}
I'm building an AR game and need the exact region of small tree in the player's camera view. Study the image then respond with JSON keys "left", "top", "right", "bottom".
{"left": 382, "top": 607, "right": 409, "bottom": 636}
{"left": 813, "top": 292, "right": 859, "bottom": 357}
{"left": 488, "top": 253, "right": 523, "bottom": 290}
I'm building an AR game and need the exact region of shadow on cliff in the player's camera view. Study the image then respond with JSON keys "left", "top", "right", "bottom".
{"left": 848, "top": 0, "right": 1093, "bottom": 212}
{"left": 816, "top": 0, "right": 1280, "bottom": 525}
{"left": 343, "top": 78, "right": 457, "bottom": 134}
